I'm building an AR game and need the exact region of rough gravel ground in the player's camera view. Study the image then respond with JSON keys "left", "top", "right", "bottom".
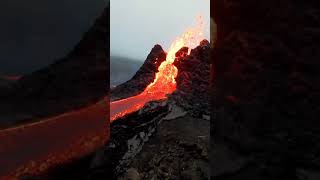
{"left": 120, "top": 115, "right": 210, "bottom": 180}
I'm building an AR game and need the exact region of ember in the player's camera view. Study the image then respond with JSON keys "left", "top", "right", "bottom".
{"left": 111, "top": 17, "right": 206, "bottom": 122}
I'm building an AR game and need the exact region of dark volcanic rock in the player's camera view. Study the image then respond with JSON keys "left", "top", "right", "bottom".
{"left": 107, "top": 41, "right": 211, "bottom": 179}
{"left": 110, "top": 45, "right": 166, "bottom": 101}
{"left": 172, "top": 39, "right": 211, "bottom": 116}
{"left": 90, "top": 101, "right": 209, "bottom": 180}
{"left": 0, "top": 6, "right": 109, "bottom": 128}
{"left": 27, "top": 100, "right": 168, "bottom": 180}
{"left": 124, "top": 115, "right": 210, "bottom": 180}
{"left": 111, "top": 39, "right": 211, "bottom": 115}
{"left": 89, "top": 100, "right": 169, "bottom": 179}
{"left": 212, "top": 0, "right": 320, "bottom": 179}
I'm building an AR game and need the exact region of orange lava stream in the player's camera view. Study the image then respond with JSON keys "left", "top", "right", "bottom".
{"left": 111, "top": 17, "right": 206, "bottom": 122}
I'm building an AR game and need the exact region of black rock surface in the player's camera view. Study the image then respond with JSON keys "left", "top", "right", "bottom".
{"left": 171, "top": 39, "right": 211, "bottom": 116}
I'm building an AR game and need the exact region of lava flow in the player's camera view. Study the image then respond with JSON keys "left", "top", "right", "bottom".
{"left": 110, "top": 17, "right": 206, "bottom": 122}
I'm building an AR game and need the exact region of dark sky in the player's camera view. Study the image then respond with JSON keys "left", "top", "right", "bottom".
{"left": 0, "top": 0, "right": 107, "bottom": 75}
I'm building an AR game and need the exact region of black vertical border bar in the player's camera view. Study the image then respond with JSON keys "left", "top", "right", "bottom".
{"left": 106, "top": 0, "right": 111, "bottom": 142}
{"left": 210, "top": 1, "right": 217, "bottom": 179}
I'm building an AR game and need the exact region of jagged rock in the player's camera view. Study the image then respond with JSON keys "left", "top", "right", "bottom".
{"left": 163, "top": 104, "right": 187, "bottom": 121}
{"left": 111, "top": 45, "right": 166, "bottom": 101}
{"left": 125, "top": 115, "right": 210, "bottom": 180}
{"left": 89, "top": 100, "right": 169, "bottom": 179}
{"left": 171, "top": 39, "right": 211, "bottom": 116}
{"left": 111, "top": 39, "right": 210, "bottom": 109}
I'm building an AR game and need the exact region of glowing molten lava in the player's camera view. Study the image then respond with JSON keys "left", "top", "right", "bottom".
{"left": 111, "top": 17, "right": 206, "bottom": 122}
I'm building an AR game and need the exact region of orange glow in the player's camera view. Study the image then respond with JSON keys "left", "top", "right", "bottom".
{"left": 143, "top": 16, "right": 205, "bottom": 95}
{"left": 111, "top": 16, "right": 206, "bottom": 122}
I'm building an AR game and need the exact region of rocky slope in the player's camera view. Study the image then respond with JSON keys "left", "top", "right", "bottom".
{"left": 118, "top": 109, "right": 210, "bottom": 180}
{"left": 93, "top": 40, "right": 211, "bottom": 179}
{"left": 111, "top": 39, "right": 211, "bottom": 111}
{"left": 211, "top": 1, "right": 320, "bottom": 179}
{"left": 172, "top": 40, "right": 211, "bottom": 116}
{"left": 110, "top": 45, "right": 166, "bottom": 101}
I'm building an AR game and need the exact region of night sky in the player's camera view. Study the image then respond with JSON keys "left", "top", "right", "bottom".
{"left": 0, "top": 0, "right": 107, "bottom": 76}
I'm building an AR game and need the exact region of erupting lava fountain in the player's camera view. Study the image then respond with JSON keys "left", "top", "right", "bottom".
{"left": 111, "top": 16, "right": 207, "bottom": 122}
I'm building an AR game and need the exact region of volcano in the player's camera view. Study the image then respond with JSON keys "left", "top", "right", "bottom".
{"left": 92, "top": 35, "right": 211, "bottom": 178}
{"left": 99, "top": 18, "right": 211, "bottom": 178}
{"left": 110, "top": 17, "right": 209, "bottom": 122}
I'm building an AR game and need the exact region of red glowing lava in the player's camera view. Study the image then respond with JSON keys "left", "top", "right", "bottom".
{"left": 111, "top": 17, "right": 206, "bottom": 122}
